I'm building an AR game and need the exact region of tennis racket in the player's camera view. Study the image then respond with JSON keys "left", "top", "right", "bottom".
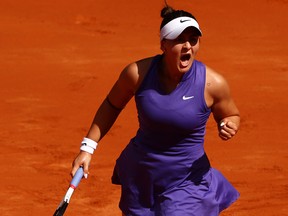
{"left": 53, "top": 167, "right": 84, "bottom": 216}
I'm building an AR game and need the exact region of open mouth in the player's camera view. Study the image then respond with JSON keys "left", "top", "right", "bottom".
{"left": 180, "top": 53, "right": 191, "bottom": 67}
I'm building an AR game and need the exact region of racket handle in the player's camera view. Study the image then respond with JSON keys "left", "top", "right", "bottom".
{"left": 70, "top": 167, "right": 84, "bottom": 188}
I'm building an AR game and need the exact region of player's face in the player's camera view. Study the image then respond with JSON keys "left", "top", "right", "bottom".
{"left": 161, "top": 27, "right": 200, "bottom": 73}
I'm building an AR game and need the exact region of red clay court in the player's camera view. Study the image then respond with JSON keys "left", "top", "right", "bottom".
{"left": 0, "top": 0, "right": 287, "bottom": 215}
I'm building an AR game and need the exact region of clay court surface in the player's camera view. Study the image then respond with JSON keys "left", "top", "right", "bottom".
{"left": 0, "top": 0, "right": 287, "bottom": 215}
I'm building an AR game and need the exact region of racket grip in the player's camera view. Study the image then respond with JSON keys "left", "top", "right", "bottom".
{"left": 70, "top": 167, "right": 84, "bottom": 188}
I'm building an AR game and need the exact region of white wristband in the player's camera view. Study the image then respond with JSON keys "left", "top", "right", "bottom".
{"left": 80, "top": 145, "right": 94, "bottom": 154}
{"left": 80, "top": 137, "right": 98, "bottom": 154}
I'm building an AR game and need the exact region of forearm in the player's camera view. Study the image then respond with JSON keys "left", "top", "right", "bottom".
{"left": 86, "top": 98, "right": 122, "bottom": 142}
{"left": 71, "top": 99, "right": 122, "bottom": 177}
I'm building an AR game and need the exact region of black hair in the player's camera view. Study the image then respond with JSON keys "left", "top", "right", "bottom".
{"left": 160, "top": 4, "right": 198, "bottom": 30}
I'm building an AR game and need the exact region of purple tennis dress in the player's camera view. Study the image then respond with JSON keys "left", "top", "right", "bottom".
{"left": 112, "top": 55, "right": 239, "bottom": 216}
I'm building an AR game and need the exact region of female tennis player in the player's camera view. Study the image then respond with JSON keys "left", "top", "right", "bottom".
{"left": 71, "top": 4, "right": 240, "bottom": 216}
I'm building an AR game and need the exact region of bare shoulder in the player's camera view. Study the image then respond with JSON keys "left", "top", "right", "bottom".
{"left": 107, "top": 56, "right": 155, "bottom": 109}
{"left": 119, "top": 56, "right": 155, "bottom": 93}
{"left": 205, "top": 66, "right": 240, "bottom": 126}
{"left": 205, "top": 66, "right": 230, "bottom": 99}
{"left": 206, "top": 66, "right": 227, "bottom": 87}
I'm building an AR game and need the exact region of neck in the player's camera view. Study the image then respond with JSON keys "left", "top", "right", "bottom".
{"left": 159, "top": 56, "right": 183, "bottom": 83}
{"left": 157, "top": 56, "right": 183, "bottom": 94}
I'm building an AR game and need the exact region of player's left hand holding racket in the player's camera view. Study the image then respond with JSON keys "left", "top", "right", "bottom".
{"left": 53, "top": 167, "right": 84, "bottom": 216}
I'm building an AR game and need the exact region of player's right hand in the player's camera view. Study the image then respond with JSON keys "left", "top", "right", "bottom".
{"left": 71, "top": 151, "right": 92, "bottom": 179}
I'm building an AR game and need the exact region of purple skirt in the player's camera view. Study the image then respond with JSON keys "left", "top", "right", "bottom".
{"left": 112, "top": 141, "right": 239, "bottom": 216}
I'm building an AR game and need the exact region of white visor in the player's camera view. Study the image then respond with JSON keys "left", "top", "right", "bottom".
{"left": 160, "top": 16, "right": 202, "bottom": 40}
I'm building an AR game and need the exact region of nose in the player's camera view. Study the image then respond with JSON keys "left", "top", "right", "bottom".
{"left": 183, "top": 41, "right": 192, "bottom": 49}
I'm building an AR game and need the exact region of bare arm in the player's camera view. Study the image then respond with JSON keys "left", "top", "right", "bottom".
{"left": 86, "top": 63, "right": 139, "bottom": 142}
{"left": 71, "top": 62, "right": 141, "bottom": 176}
{"left": 205, "top": 66, "right": 240, "bottom": 140}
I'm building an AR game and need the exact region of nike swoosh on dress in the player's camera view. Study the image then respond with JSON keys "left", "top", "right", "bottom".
{"left": 182, "top": 95, "right": 194, "bottom": 100}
